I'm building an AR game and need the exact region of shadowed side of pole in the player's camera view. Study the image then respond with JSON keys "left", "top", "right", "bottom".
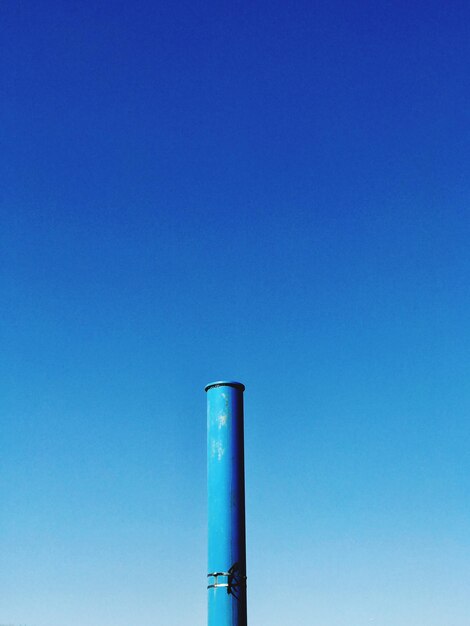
{"left": 206, "top": 382, "right": 247, "bottom": 626}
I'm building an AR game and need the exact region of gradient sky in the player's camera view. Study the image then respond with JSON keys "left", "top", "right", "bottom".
{"left": 1, "top": 2, "right": 470, "bottom": 625}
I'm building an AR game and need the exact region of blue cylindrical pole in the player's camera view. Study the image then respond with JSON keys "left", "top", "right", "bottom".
{"left": 206, "top": 381, "right": 247, "bottom": 626}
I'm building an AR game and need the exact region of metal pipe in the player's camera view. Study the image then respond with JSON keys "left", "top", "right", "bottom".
{"left": 206, "top": 381, "right": 247, "bottom": 626}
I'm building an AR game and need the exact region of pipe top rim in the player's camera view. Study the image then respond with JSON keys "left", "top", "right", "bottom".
{"left": 205, "top": 381, "right": 245, "bottom": 392}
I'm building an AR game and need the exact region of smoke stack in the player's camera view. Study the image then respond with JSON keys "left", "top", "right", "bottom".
{"left": 206, "top": 381, "right": 247, "bottom": 626}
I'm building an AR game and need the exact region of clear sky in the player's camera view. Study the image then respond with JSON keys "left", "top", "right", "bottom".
{"left": 1, "top": 2, "right": 470, "bottom": 625}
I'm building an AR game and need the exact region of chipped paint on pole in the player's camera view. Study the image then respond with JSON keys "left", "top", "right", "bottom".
{"left": 206, "top": 381, "right": 247, "bottom": 626}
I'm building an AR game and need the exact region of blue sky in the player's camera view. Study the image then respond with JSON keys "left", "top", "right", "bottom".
{"left": 1, "top": 1, "right": 470, "bottom": 624}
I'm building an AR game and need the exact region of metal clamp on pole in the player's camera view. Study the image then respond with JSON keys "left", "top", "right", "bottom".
{"left": 207, "top": 572, "right": 232, "bottom": 590}
{"left": 207, "top": 567, "right": 247, "bottom": 595}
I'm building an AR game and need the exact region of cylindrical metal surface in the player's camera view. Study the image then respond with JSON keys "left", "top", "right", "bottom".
{"left": 206, "top": 381, "right": 247, "bottom": 626}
